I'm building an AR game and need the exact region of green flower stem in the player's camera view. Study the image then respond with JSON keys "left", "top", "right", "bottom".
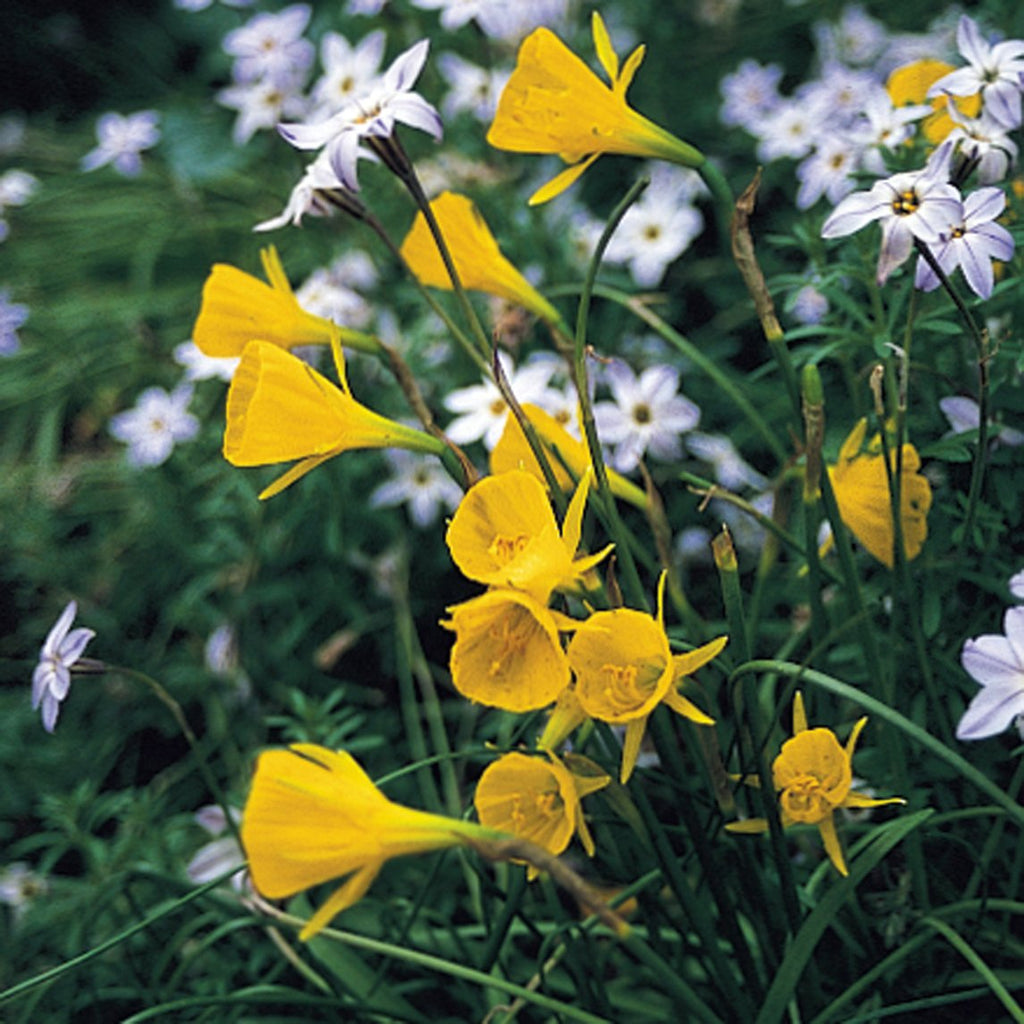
{"left": 731, "top": 659, "right": 1024, "bottom": 830}
{"left": 965, "top": 756, "right": 1024, "bottom": 902}
{"left": 573, "top": 175, "right": 652, "bottom": 611}
{"left": 577, "top": 282, "right": 789, "bottom": 465}
{"left": 0, "top": 872, "right": 237, "bottom": 1007}
{"left": 363, "top": 212, "right": 491, "bottom": 376}
{"left": 630, "top": 758, "right": 757, "bottom": 1017}
{"left": 111, "top": 666, "right": 242, "bottom": 850}
{"left": 917, "top": 916, "right": 1024, "bottom": 1021}
{"left": 731, "top": 172, "right": 801, "bottom": 424}
{"left": 913, "top": 238, "right": 990, "bottom": 554}
{"left": 694, "top": 156, "right": 737, "bottom": 255}
{"left": 400, "top": 167, "right": 494, "bottom": 362}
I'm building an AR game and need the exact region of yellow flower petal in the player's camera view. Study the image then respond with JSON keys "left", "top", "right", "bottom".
{"left": 568, "top": 607, "right": 673, "bottom": 724}
{"left": 490, "top": 405, "right": 648, "bottom": 509}
{"left": 817, "top": 813, "right": 848, "bottom": 877}
{"left": 773, "top": 728, "right": 853, "bottom": 823}
{"left": 886, "top": 59, "right": 981, "bottom": 145}
{"left": 488, "top": 23, "right": 702, "bottom": 203}
{"left": 193, "top": 246, "right": 377, "bottom": 357}
{"left": 445, "top": 468, "right": 609, "bottom": 602}
{"left": 223, "top": 341, "right": 441, "bottom": 496}
{"left": 400, "top": 192, "right": 563, "bottom": 327}
{"left": 828, "top": 418, "right": 932, "bottom": 568}
{"left": 443, "top": 589, "right": 572, "bottom": 711}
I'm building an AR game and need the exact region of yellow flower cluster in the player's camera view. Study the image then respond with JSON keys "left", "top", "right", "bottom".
{"left": 192, "top": 247, "right": 446, "bottom": 499}
{"left": 443, "top": 469, "right": 725, "bottom": 783}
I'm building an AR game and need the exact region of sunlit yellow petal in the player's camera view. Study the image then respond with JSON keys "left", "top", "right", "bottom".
{"left": 490, "top": 405, "right": 648, "bottom": 509}
{"left": 828, "top": 419, "right": 932, "bottom": 568}
{"left": 443, "top": 590, "right": 572, "bottom": 711}
{"left": 400, "top": 192, "right": 564, "bottom": 327}
{"left": 223, "top": 341, "right": 442, "bottom": 495}
{"left": 489, "top": 24, "right": 702, "bottom": 203}
{"left": 817, "top": 814, "right": 848, "bottom": 876}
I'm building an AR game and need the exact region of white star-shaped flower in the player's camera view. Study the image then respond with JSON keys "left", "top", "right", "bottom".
{"left": 32, "top": 601, "right": 95, "bottom": 733}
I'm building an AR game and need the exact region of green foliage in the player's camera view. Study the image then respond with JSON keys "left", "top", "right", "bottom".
{"left": 3, "top": 0, "right": 1024, "bottom": 1022}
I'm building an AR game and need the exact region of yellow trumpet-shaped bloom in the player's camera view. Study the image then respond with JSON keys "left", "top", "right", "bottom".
{"left": 887, "top": 60, "right": 980, "bottom": 145}
{"left": 446, "top": 468, "right": 611, "bottom": 603}
{"left": 242, "top": 744, "right": 503, "bottom": 940}
{"left": 442, "top": 588, "right": 577, "bottom": 712}
{"left": 474, "top": 751, "right": 609, "bottom": 876}
{"left": 400, "top": 191, "right": 564, "bottom": 328}
{"left": 726, "top": 693, "right": 904, "bottom": 876}
{"left": 193, "top": 246, "right": 378, "bottom": 358}
{"left": 490, "top": 404, "right": 648, "bottom": 510}
{"left": 567, "top": 576, "right": 725, "bottom": 782}
{"left": 826, "top": 418, "right": 932, "bottom": 569}
{"left": 225, "top": 340, "right": 443, "bottom": 499}
{"left": 487, "top": 13, "right": 703, "bottom": 204}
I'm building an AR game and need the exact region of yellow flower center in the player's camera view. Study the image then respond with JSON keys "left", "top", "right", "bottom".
{"left": 487, "top": 607, "right": 538, "bottom": 675}
{"left": 597, "top": 659, "right": 663, "bottom": 715}
{"left": 632, "top": 403, "right": 652, "bottom": 425}
{"left": 892, "top": 190, "right": 919, "bottom": 216}
{"left": 488, "top": 533, "right": 532, "bottom": 566}
{"left": 780, "top": 773, "right": 839, "bottom": 824}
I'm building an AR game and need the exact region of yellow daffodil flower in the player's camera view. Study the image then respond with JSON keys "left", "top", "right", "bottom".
{"left": 399, "top": 191, "right": 564, "bottom": 328}
{"left": 567, "top": 576, "right": 725, "bottom": 782}
{"left": 490, "top": 404, "right": 648, "bottom": 510}
{"left": 474, "top": 750, "right": 610, "bottom": 876}
{"left": 445, "top": 468, "right": 611, "bottom": 603}
{"left": 225, "top": 340, "right": 444, "bottom": 499}
{"left": 193, "top": 245, "right": 378, "bottom": 357}
{"left": 242, "top": 744, "right": 506, "bottom": 940}
{"left": 886, "top": 60, "right": 980, "bottom": 145}
{"left": 487, "top": 13, "right": 703, "bottom": 204}
{"left": 442, "top": 588, "right": 577, "bottom": 712}
{"left": 726, "top": 693, "right": 904, "bottom": 876}
{"left": 826, "top": 418, "right": 932, "bottom": 569}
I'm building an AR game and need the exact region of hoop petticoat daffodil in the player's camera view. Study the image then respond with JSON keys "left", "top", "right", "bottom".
{"left": 490, "top": 404, "right": 648, "bottom": 510}
{"left": 825, "top": 418, "right": 932, "bottom": 568}
{"left": 400, "top": 191, "right": 565, "bottom": 330}
{"left": 567, "top": 575, "right": 726, "bottom": 783}
{"left": 242, "top": 744, "right": 507, "bottom": 940}
{"left": 487, "top": 12, "right": 704, "bottom": 205}
{"left": 225, "top": 340, "right": 445, "bottom": 499}
{"left": 193, "top": 246, "right": 379, "bottom": 358}
{"left": 474, "top": 750, "right": 610, "bottom": 877}
{"left": 445, "top": 468, "right": 611, "bottom": 603}
{"left": 442, "top": 588, "right": 576, "bottom": 712}
{"left": 726, "top": 693, "right": 904, "bottom": 876}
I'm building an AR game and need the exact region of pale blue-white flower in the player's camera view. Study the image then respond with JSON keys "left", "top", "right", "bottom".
{"left": 821, "top": 140, "right": 962, "bottom": 285}
{"left": 222, "top": 4, "right": 314, "bottom": 88}
{"left": 957, "top": 607, "right": 1024, "bottom": 740}
{"left": 309, "top": 29, "right": 386, "bottom": 120}
{"left": 109, "top": 385, "right": 199, "bottom": 468}
{"left": 80, "top": 111, "right": 160, "bottom": 177}
{"left": 945, "top": 102, "right": 1019, "bottom": 184}
{"left": 927, "top": 15, "right": 1024, "bottom": 129}
{"left": 719, "top": 59, "right": 783, "bottom": 131}
{"left": 0, "top": 169, "right": 38, "bottom": 242}
{"left": 217, "top": 76, "right": 309, "bottom": 146}
{"left": 686, "top": 432, "right": 767, "bottom": 491}
{"left": 32, "top": 601, "right": 95, "bottom": 733}
{"left": 1009, "top": 570, "right": 1024, "bottom": 601}
{"left": 594, "top": 362, "right": 700, "bottom": 473}
{"left": 369, "top": 449, "right": 463, "bottom": 528}
{"left": 604, "top": 164, "right": 706, "bottom": 287}
{"left": 0, "top": 289, "right": 28, "bottom": 356}
{"left": 187, "top": 805, "right": 248, "bottom": 892}
{"left": 914, "top": 186, "right": 1014, "bottom": 299}
{"left": 939, "top": 395, "right": 1024, "bottom": 447}
{"left": 174, "top": 341, "right": 239, "bottom": 383}
{"left": 278, "top": 39, "right": 441, "bottom": 191}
